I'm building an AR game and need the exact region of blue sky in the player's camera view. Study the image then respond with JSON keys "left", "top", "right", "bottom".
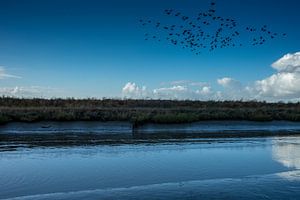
{"left": 0, "top": 0, "right": 299, "bottom": 100}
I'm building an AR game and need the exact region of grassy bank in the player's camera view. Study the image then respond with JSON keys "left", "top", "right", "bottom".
{"left": 0, "top": 97, "right": 300, "bottom": 125}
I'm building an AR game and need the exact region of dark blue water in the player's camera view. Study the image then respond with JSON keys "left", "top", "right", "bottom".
{"left": 1, "top": 136, "right": 300, "bottom": 199}
{"left": 2, "top": 121, "right": 300, "bottom": 135}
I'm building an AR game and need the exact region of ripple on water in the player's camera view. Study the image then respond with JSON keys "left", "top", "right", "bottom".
{"left": 1, "top": 136, "right": 300, "bottom": 200}
{"left": 2, "top": 171, "right": 300, "bottom": 200}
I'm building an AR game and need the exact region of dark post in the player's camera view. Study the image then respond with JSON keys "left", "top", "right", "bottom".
{"left": 132, "top": 121, "right": 138, "bottom": 136}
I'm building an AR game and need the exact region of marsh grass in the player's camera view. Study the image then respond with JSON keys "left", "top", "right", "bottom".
{"left": 0, "top": 97, "right": 300, "bottom": 124}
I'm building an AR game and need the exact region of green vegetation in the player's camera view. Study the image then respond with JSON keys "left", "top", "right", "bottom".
{"left": 0, "top": 97, "right": 300, "bottom": 125}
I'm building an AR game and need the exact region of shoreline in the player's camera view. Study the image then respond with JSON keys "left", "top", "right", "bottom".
{"left": 1, "top": 121, "right": 300, "bottom": 149}
{"left": 2, "top": 120, "right": 300, "bottom": 133}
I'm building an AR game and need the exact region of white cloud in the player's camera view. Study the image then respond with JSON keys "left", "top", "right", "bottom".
{"left": 153, "top": 85, "right": 190, "bottom": 99}
{"left": 254, "top": 73, "right": 300, "bottom": 99}
{"left": 121, "top": 82, "right": 217, "bottom": 100}
{"left": 252, "top": 52, "right": 300, "bottom": 101}
{"left": 217, "top": 77, "right": 232, "bottom": 87}
{"left": 198, "top": 86, "right": 211, "bottom": 95}
{"left": 122, "top": 52, "right": 300, "bottom": 102}
{"left": 122, "top": 82, "right": 147, "bottom": 99}
{"left": 0, "top": 66, "right": 21, "bottom": 79}
{"left": 161, "top": 80, "right": 207, "bottom": 87}
{"left": 272, "top": 52, "right": 300, "bottom": 73}
{"left": 217, "top": 77, "right": 247, "bottom": 100}
{"left": 217, "top": 77, "right": 242, "bottom": 90}
{"left": 154, "top": 85, "right": 187, "bottom": 93}
{"left": 0, "top": 86, "right": 62, "bottom": 98}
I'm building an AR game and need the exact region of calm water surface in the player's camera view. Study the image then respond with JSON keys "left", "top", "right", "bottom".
{"left": 1, "top": 136, "right": 300, "bottom": 199}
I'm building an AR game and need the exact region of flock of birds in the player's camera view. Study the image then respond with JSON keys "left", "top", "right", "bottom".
{"left": 139, "top": 0, "right": 287, "bottom": 55}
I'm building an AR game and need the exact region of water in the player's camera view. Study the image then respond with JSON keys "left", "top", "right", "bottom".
{"left": 1, "top": 121, "right": 300, "bottom": 150}
{"left": 2, "top": 121, "right": 300, "bottom": 135}
{"left": 1, "top": 136, "right": 300, "bottom": 199}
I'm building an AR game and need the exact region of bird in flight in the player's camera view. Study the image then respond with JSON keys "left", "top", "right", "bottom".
{"left": 139, "top": 0, "right": 288, "bottom": 55}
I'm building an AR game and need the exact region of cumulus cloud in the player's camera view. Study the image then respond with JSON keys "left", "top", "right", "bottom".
{"left": 218, "top": 77, "right": 238, "bottom": 88}
{"left": 121, "top": 52, "right": 300, "bottom": 102}
{"left": 197, "top": 86, "right": 211, "bottom": 95}
{"left": 217, "top": 77, "right": 233, "bottom": 87}
{"left": 217, "top": 77, "right": 248, "bottom": 100}
{"left": 217, "top": 77, "right": 242, "bottom": 90}
{"left": 253, "top": 52, "right": 300, "bottom": 100}
{"left": 153, "top": 84, "right": 216, "bottom": 100}
{"left": 121, "top": 82, "right": 217, "bottom": 100}
{"left": 254, "top": 73, "right": 300, "bottom": 99}
{"left": 272, "top": 52, "right": 300, "bottom": 73}
{"left": 122, "top": 82, "right": 147, "bottom": 99}
{"left": 0, "top": 66, "right": 21, "bottom": 79}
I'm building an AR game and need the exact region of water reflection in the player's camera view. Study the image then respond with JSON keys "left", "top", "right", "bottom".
{"left": 272, "top": 137, "right": 300, "bottom": 181}
{"left": 273, "top": 137, "right": 300, "bottom": 169}
{"left": 1, "top": 137, "right": 300, "bottom": 200}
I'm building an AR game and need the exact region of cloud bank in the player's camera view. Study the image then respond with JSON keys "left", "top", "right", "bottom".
{"left": 122, "top": 52, "right": 300, "bottom": 102}
{"left": 0, "top": 86, "right": 63, "bottom": 98}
